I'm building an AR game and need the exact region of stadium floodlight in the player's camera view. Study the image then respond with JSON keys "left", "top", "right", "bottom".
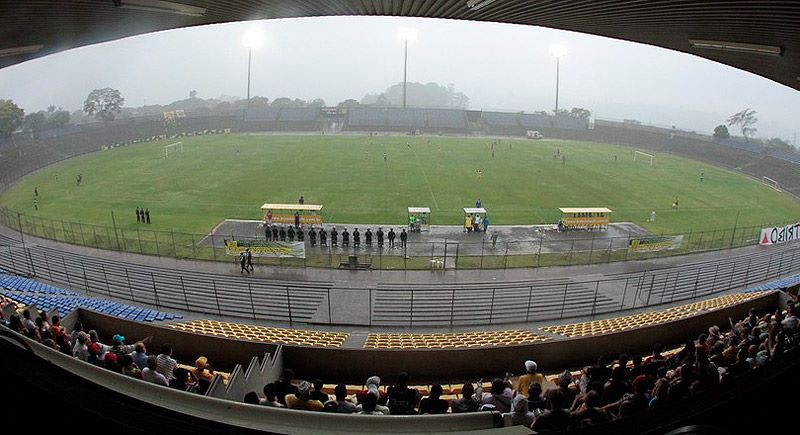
{"left": 242, "top": 28, "right": 266, "bottom": 110}
{"left": 549, "top": 44, "right": 568, "bottom": 115}
{"left": 466, "top": 0, "right": 499, "bottom": 11}
{"left": 114, "top": 0, "right": 206, "bottom": 17}
{"left": 0, "top": 44, "right": 43, "bottom": 58}
{"left": 397, "top": 27, "right": 418, "bottom": 109}
{"left": 688, "top": 39, "right": 783, "bottom": 56}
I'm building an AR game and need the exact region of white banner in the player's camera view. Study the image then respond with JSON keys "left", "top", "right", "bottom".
{"left": 759, "top": 222, "right": 800, "bottom": 246}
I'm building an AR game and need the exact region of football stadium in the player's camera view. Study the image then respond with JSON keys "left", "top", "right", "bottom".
{"left": 1, "top": 2, "right": 800, "bottom": 434}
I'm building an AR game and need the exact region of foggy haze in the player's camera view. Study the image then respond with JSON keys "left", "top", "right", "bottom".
{"left": 0, "top": 15, "right": 798, "bottom": 141}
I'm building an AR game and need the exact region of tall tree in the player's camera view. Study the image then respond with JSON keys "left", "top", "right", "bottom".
{"left": 83, "top": 88, "right": 125, "bottom": 121}
{"left": 337, "top": 99, "right": 360, "bottom": 108}
{"left": 726, "top": 108, "right": 758, "bottom": 142}
{"left": 361, "top": 82, "right": 470, "bottom": 108}
{"left": 568, "top": 107, "right": 592, "bottom": 120}
{"left": 713, "top": 124, "right": 730, "bottom": 140}
{"left": 0, "top": 99, "right": 24, "bottom": 137}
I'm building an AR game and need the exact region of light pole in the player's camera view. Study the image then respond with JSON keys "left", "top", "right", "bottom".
{"left": 242, "top": 29, "right": 265, "bottom": 110}
{"left": 549, "top": 44, "right": 568, "bottom": 115}
{"left": 397, "top": 27, "right": 418, "bottom": 108}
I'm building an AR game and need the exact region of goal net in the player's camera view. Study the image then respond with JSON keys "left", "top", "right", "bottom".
{"left": 633, "top": 150, "right": 654, "bottom": 166}
{"left": 164, "top": 142, "right": 183, "bottom": 158}
{"left": 762, "top": 176, "right": 781, "bottom": 192}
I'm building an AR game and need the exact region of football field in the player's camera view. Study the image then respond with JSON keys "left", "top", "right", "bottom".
{"left": 2, "top": 133, "right": 799, "bottom": 236}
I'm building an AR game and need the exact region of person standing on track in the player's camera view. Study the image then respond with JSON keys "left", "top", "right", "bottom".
{"left": 365, "top": 228, "right": 372, "bottom": 246}
{"left": 246, "top": 248, "right": 253, "bottom": 272}
{"left": 239, "top": 251, "right": 249, "bottom": 274}
{"left": 377, "top": 228, "right": 384, "bottom": 247}
{"left": 400, "top": 229, "right": 407, "bottom": 248}
{"left": 388, "top": 228, "right": 396, "bottom": 248}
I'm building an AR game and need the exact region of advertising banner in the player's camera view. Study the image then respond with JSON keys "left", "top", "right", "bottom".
{"left": 759, "top": 222, "right": 800, "bottom": 246}
{"left": 225, "top": 239, "right": 306, "bottom": 258}
{"left": 628, "top": 235, "right": 684, "bottom": 253}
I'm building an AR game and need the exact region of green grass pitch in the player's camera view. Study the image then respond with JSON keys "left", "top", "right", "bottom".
{"left": 2, "top": 134, "right": 799, "bottom": 236}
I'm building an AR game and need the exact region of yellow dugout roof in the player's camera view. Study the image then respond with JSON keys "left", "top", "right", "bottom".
{"left": 261, "top": 204, "right": 323, "bottom": 211}
{"left": 559, "top": 208, "right": 613, "bottom": 214}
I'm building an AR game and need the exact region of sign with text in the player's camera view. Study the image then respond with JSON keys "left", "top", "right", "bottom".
{"left": 628, "top": 235, "right": 684, "bottom": 253}
{"left": 759, "top": 222, "right": 800, "bottom": 246}
{"left": 225, "top": 239, "right": 306, "bottom": 258}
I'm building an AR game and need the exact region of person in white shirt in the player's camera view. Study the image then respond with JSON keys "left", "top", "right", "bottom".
{"left": 156, "top": 343, "right": 178, "bottom": 381}
{"left": 142, "top": 355, "right": 168, "bottom": 387}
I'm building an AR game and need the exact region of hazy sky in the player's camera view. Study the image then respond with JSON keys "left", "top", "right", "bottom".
{"left": 1, "top": 16, "right": 798, "bottom": 140}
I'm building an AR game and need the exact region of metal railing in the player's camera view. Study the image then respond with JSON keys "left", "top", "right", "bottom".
{"left": 1, "top": 234, "right": 797, "bottom": 327}
{"left": 0, "top": 206, "right": 791, "bottom": 271}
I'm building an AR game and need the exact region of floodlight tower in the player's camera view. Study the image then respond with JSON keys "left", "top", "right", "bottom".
{"left": 242, "top": 29, "right": 265, "bottom": 109}
{"left": 549, "top": 44, "right": 568, "bottom": 115}
{"left": 397, "top": 27, "right": 418, "bottom": 108}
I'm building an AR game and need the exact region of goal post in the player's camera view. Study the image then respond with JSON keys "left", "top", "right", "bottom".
{"left": 633, "top": 150, "right": 654, "bottom": 166}
{"left": 762, "top": 176, "right": 781, "bottom": 192}
{"left": 164, "top": 142, "right": 183, "bottom": 158}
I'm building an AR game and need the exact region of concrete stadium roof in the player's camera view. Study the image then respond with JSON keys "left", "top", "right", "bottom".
{"left": 1, "top": 1, "right": 799, "bottom": 91}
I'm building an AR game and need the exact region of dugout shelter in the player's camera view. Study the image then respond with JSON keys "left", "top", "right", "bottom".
{"left": 407, "top": 207, "right": 431, "bottom": 232}
{"left": 558, "top": 207, "right": 612, "bottom": 231}
{"left": 261, "top": 203, "right": 323, "bottom": 226}
{"left": 463, "top": 207, "right": 487, "bottom": 232}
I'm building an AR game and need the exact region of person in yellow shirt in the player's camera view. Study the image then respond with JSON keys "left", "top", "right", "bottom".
{"left": 465, "top": 215, "right": 473, "bottom": 233}
{"left": 285, "top": 381, "right": 324, "bottom": 411}
{"left": 516, "top": 360, "right": 545, "bottom": 397}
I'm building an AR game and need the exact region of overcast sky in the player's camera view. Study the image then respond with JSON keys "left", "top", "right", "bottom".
{"left": 1, "top": 16, "right": 798, "bottom": 141}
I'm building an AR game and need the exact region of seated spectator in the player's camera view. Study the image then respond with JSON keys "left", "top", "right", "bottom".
{"left": 387, "top": 372, "right": 420, "bottom": 415}
{"left": 569, "top": 390, "right": 611, "bottom": 429}
{"left": 527, "top": 382, "right": 548, "bottom": 413}
{"left": 628, "top": 355, "right": 644, "bottom": 381}
{"left": 87, "top": 342, "right": 103, "bottom": 367}
{"left": 262, "top": 383, "right": 283, "bottom": 408}
{"left": 192, "top": 356, "right": 214, "bottom": 383}
{"left": 606, "top": 375, "right": 650, "bottom": 418}
{"left": 156, "top": 344, "right": 178, "bottom": 381}
{"left": 531, "top": 388, "right": 571, "bottom": 432}
{"left": 142, "top": 355, "right": 168, "bottom": 387}
{"left": 121, "top": 354, "right": 142, "bottom": 379}
{"left": 275, "top": 369, "right": 298, "bottom": 406}
{"left": 309, "top": 379, "right": 330, "bottom": 403}
{"left": 480, "top": 378, "right": 513, "bottom": 413}
{"left": 358, "top": 391, "right": 384, "bottom": 415}
{"left": 285, "top": 381, "right": 324, "bottom": 411}
{"left": 356, "top": 376, "right": 388, "bottom": 408}
{"left": 648, "top": 378, "right": 669, "bottom": 409}
{"left": 131, "top": 342, "right": 149, "bottom": 372}
{"left": 243, "top": 392, "right": 260, "bottom": 405}
{"left": 451, "top": 383, "right": 479, "bottom": 413}
{"left": 556, "top": 370, "right": 577, "bottom": 408}
{"left": 667, "top": 363, "right": 694, "bottom": 400}
{"left": 109, "top": 334, "right": 150, "bottom": 363}
{"left": 601, "top": 366, "right": 628, "bottom": 406}
{"left": 419, "top": 384, "right": 449, "bottom": 414}
{"left": 169, "top": 367, "right": 197, "bottom": 393}
{"left": 516, "top": 360, "right": 545, "bottom": 396}
{"left": 323, "top": 384, "right": 355, "bottom": 413}
{"left": 55, "top": 331, "right": 72, "bottom": 355}
{"left": 643, "top": 343, "right": 666, "bottom": 367}
{"left": 503, "top": 394, "right": 535, "bottom": 427}
{"left": 103, "top": 351, "right": 121, "bottom": 373}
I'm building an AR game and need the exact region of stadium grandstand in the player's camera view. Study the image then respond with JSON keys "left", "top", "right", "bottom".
{"left": 3, "top": 1, "right": 800, "bottom": 435}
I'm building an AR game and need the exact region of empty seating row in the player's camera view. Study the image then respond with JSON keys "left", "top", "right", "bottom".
{"left": 168, "top": 319, "right": 348, "bottom": 348}
{"left": 0, "top": 273, "right": 78, "bottom": 295}
{"left": 745, "top": 274, "right": 800, "bottom": 293}
{"left": 364, "top": 329, "right": 549, "bottom": 349}
{"left": 0, "top": 290, "right": 181, "bottom": 322}
{"left": 544, "top": 292, "right": 768, "bottom": 337}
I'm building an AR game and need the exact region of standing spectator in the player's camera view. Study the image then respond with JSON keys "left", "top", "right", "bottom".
{"left": 267, "top": 210, "right": 273, "bottom": 224}
{"left": 319, "top": 227, "right": 327, "bottom": 247}
{"left": 342, "top": 228, "right": 350, "bottom": 247}
{"left": 516, "top": 360, "right": 545, "bottom": 397}
{"left": 285, "top": 381, "right": 324, "bottom": 411}
{"left": 475, "top": 198, "right": 481, "bottom": 208}
{"left": 142, "top": 355, "right": 168, "bottom": 386}
{"left": 331, "top": 227, "right": 338, "bottom": 247}
{"left": 297, "top": 226, "right": 305, "bottom": 243}
{"left": 388, "top": 228, "right": 396, "bottom": 248}
{"left": 451, "top": 383, "right": 479, "bottom": 413}
{"left": 279, "top": 225, "right": 286, "bottom": 241}
{"left": 377, "top": 228, "right": 384, "bottom": 247}
{"left": 138, "top": 206, "right": 144, "bottom": 223}
{"left": 272, "top": 225, "right": 278, "bottom": 241}
{"left": 387, "top": 372, "right": 420, "bottom": 415}
{"left": 353, "top": 228, "right": 360, "bottom": 248}
{"left": 48, "top": 315, "right": 64, "bottom": 339}
{"left": 136, "top": 207, "right": 141, "bottom": 223}
{"left": 265, "top": 224, "right": 272, "bottom": 241}
{"left": 324, "top": 384, "right": 356, "bottom": 414}
{"left": 156, "top": 344, "right": 178, "bottom": 381}
{"left": 246, "top": 248, "right": 254, "bottom": 272}
{"left": 239, "top": 251, "right": 249, "bottom": 274}
{"left": 503, "top": 395, "right": 536, "bottom": 427}
{"left": 400, "top": 229, "right": 407, "bottom": 248}
{"left": 294, "top": 211, "right": 300, "bottom": 228}
{"left": 145, "top": 208, "right": 151, "bottom": 224}
{"left": 73, "top": 332, "right": 90, "bottom": 361}
{"left": 365, "top": 228, "right": 373, "bottom": 246}
{"left": 298, "top": 195, "right": 305, "bottom": 205}
{"left": 287, "top": 225, "right": 295, "bottom": 242}
{"left": 483, "top": 215, "right": 490, "bottom": 232}
{"left": 419, "top": 384, "right": 449, "bottom": 414}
